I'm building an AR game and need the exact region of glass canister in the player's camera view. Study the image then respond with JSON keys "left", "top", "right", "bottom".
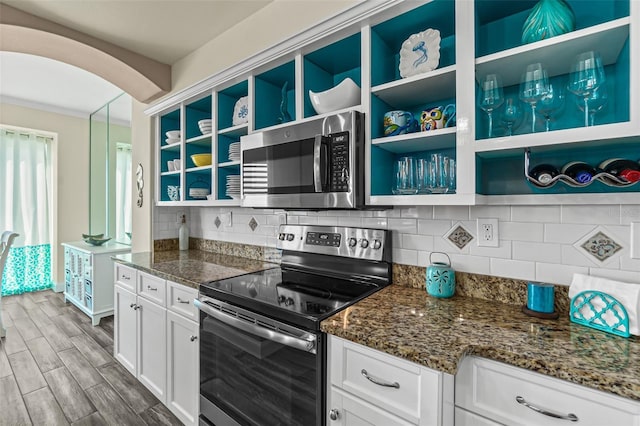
{"left": 426, "top": 252, "right": 455, "bottom": 298}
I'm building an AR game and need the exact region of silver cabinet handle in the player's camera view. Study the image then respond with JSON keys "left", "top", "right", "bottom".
{"left": 121, "top": 274, "right": 131, "bottom": 280}
{"left": 146, "top": 285, "right": 158, "bottom": 291}
{"left": 190, "top": 335, "right": 197, "bottom": 342}
{"left": 329, "top": 409, "right": 340, "bottom": 421}
{"left": 361, "top": 369, "right": 400, "bottom": 389}
{"left": 129, "top": 303, "right": 135, "bottom": 308}
{"left": 177, "top": 297, "right": 190, "bottom": 304}
{"left": 130, "top": 303, "right": 140, "bottom": 310}
{"left": 516, "top": 396, "right": 578, "bottom": 422}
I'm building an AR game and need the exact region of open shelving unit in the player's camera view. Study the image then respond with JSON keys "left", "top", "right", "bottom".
{"left": 152, "top": 0, "right": 639, "bottom": 207}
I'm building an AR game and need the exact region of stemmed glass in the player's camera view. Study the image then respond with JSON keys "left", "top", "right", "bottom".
{"left": 567, "top": 51, "right": 606, "bottom": 127}
{"left": 537, "top": 79, "right": 565, "bottom": 132}
{"left": 576, "top": 85, "right": 608, "bottom": 126}
{"left": 519, "top": 63, "right": 549, "bottom": 133}
{"left": 500, "top": 97, "right": 523, "bottom": 136}
{"left": 478, "top": 74, "right": 504, "bottom": 138}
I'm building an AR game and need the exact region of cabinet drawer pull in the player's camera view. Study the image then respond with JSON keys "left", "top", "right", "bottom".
{"left": 360, "top": 369, "right": 400, "bottom": 389}
{"left": 146, "top": 285, "right": 158, "bottom": 291}
{"left": 190, "top": 335, "right": 197, "bottom": 342}
{"left": 121, "top": 274, "right": 131, "bottom": 280}
{"left": 516, "top": 396, "right": 578, "bottom": 422}
{"left": 329, "top": 409, "right": 340, "bottom": 420}
{"left": 176, "top": 297, "right": 190, "bottom": 304}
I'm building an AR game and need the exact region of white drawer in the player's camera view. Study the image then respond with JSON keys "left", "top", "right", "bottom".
{"left": 138, "top": 271, "right": 166, "bottom": 306}
{"left": 455, "top": 357, "right": 640, "bottom": 426}
{"left": 166, "top": 281, "right": 198, "bottom": 320}
{"left": 331, "top": 336, "right": 447, "bottom": 425}
{"left": 114, "top": 263, "right": 136, "bottom": 292}
{"left": 454, "top": 407, "right": 501, "bottom": 426}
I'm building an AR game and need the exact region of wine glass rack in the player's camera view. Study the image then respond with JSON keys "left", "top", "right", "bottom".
{"left": 524, "top": 148, "right": 637, "bottom": 189}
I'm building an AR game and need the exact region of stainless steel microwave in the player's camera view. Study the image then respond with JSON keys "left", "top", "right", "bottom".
{"left": 241, "top": 110, "right": 364, "bottom": 209}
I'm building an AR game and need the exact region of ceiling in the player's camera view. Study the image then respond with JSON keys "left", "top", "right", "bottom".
{"left": 0, "top": 0, "right": 273, "bottom": 123}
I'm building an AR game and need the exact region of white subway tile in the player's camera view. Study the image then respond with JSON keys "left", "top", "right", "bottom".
{"left": 316, "top": 216, "right": 338, "bottom": 226}
{"left": 469, "top": 241, "right": 512, "bottom": 259}
{"left": 434, "top": 235, "right": 470, "bottom": 254}
{"left": 392, "top": 248, "right": 418, "bottom": 266}
{"left": 402, "top": 234, "right": 434, "bottom": 251}
{"left": 500, "top": 222, "right": 543, "bottom": 242}
{"left": 470, "top": 206, "right": 511, "bottom": 221}
{"left": 417, "top": 251, "right": 430, "bottom": 267}
{"left": 621, "top": 205, "right": 640, "bottom": 225}
{"left": 388, "top": 218, "right": 417, "bottom": 234}
{"left": 544, "top": 223, "right": 594, "bottom": 244}
{"left": 561, "top": 205, "right": 620, "bottom": 225}
{"left": 513, "top": 241, "right": 562, "bottom": 263}
{"left": 490, "top": 258, "right": 535, "bottom": 281}
{"left": 434, "top": 206, "right": 470, "bottom": 221}
{"left": 417, "top": 219, "right": 452, "bottom": 236}
{"left": 561, "top": 245, "right": 600, "bottom": 268}
{"left": 605, "top": 225, "right": 631, "bottom": 247}
{"left": 589, "top": 268, "right": 640, "bottom": 283}
{"left": 449, "top": 254, "right": 491, "bottom": 274}
{"left": 338, "top": 216, "right": 363, "bottom": 227}
{"left": 511, "top": 205, "right": 560, "bottom": 223}
{"left": 362, "top": 217, "right": 388, "bottom": 228}
{"left": 535, "top": 262, "right": 588, "bottom": 285}
{"left": 297, "top": 216, "right": 319, "bottom": 225}
{"left": 400, "top": 207, "right": 420, "bottom": 218}
{"left": 620, "top": 256, "right": 640, "bottom": 272}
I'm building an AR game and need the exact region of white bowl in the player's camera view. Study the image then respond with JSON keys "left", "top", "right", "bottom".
{"left": 166, "top": 130, "right": 180, "bottom": 139}
{"left": 198, "top": 119, "right": 212, "bottom": 126}
{"left": 165, "top": 137, "right": 180, "bottom": 145}
{"left": 309, "top": 78, "right": 360, "bottom": 115}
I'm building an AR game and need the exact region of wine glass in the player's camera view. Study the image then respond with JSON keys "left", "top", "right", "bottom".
{"left": 500, "top": 96, "right": 523, "bottom": 136}
{"left": 537, "top": 79, "right": 565, "bottom": 132}
{"left": 478, "top": 74, "right": 504, "bottom": 138}
{"left": 576, "top": 85, "right": 608, "bottom": 126}
{"left": 519, "top": 63, "right": 549, "bottom": 133}
{"left": 567, "top": 51, "right": 606, "bottom": 127}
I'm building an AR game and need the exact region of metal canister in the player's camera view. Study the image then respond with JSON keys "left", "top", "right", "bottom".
{"left": 426, "top": 252, "right": 455, "bottom": 298}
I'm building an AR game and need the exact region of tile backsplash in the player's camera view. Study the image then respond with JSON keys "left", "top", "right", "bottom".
{"left": 154, "top": 204, "right": 640, "bottom": 286}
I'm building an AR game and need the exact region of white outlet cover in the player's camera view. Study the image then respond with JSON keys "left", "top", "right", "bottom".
{"left": 631, "top": 222, "right": 640, "bottom": 260}
{"left": 477, "top": 218, "right": 499, "bottom": 247}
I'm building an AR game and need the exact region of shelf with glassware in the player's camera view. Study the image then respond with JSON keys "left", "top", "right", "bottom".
{"left": 367, "top": 0, "right": 472, "bottom": 205}
{"left": 472, "top": 0, "right": 638, "bottom": 203}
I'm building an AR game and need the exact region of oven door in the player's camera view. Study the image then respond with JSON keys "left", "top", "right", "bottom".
{"left": 195, "top": 296, "right": 324, "bottom": 426}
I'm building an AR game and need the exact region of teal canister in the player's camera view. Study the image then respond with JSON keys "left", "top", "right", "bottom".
{"left": 426, "top": 252, "right": 455, "bottom": 298}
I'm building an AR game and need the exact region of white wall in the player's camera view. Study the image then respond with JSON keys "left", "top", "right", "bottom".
{"left": 154, "top": 204, "right": 640, "bottom": 286}
{"left": 0, "top": 102, "right": 89, "bottom": 287}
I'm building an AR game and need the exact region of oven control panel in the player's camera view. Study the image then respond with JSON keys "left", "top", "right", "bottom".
{"left": 277, "top": 225, "right": 389, "bottom": 262}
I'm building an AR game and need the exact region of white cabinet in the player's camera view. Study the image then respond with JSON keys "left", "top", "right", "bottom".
{"left": 113, "top": 283, "right": 137, "bottom": 375}
{"left": 137, "top": 295, "right": 167, "bottom": 401}
{"left": 113, "top": 264, "right": 199, "bottom": 426}
{"left": 63, "top": 241, "right": 130, "bottom": 325}
{"left": 167, "top": 310, "right": 199, "bottom": 426}
{"left": 455, "top": 356, "right": 640, "bottom": 426}
{"left": 328, "top": 335, "right": 454, "bottom": 426}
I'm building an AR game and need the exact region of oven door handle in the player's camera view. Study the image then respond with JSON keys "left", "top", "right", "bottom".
{"left": 194, "top": 298, "right": 317, "bottom": 354}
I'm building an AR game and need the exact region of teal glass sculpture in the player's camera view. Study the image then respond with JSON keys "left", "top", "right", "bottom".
{"left": 522, "top": 0, "right": 575, "bottom": 44}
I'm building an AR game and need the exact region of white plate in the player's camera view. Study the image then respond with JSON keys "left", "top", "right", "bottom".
{"left": 232, "top": 96, "right": 249, "bottom": 126}
{"left": 399, "top": 28, "right": 441, "bottom": 78}
{"left": 165, "top": 138, "right": 181, "bottom": 145}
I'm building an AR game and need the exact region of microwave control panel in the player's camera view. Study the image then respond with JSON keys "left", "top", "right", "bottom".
{"left": 330, "top": 131, "right": 349, "bottom": 192}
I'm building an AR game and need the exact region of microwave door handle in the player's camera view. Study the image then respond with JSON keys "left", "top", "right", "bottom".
{"left": 313, "top": 135, "right": 323, "bottom": 192}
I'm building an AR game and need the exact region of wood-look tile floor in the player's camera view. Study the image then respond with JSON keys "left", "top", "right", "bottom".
{"left": 0, "top": 290, "right": 183, "bottom": 426}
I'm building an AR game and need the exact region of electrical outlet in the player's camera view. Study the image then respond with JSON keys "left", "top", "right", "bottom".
{"left": 176, "top": 211, "right": 185, "bottom": 224}
{"left": 631, "top": 222, "right": 640, "bottom": 260}
{"left": 220, "top": 212, "right": 232, "bottom": 227}
{"left": 477, "top": 218, "right": 499, "bottom": 247}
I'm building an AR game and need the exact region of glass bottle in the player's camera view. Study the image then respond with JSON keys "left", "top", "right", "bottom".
{"left": 528, "top": 164, "right": 559, "bottom": 187}
{"left": 598, "top": 158, "right": 640, "bottom": 184}
{"left": 561, "top": 161, "right": 597, "bottom": 184}
{"left": 179, "top": 214, "right": 189, "bottom": 250}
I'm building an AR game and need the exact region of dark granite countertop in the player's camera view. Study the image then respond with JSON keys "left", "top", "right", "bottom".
{"left": 112, "top": 250, "right": 277, "bottom": 289}
{"left": 321, "top": 284, "right": 640, "bottom": 402}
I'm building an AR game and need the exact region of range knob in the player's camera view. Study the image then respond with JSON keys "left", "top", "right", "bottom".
{"left": 278, "top": 233, "right": 286, "bottom": 241}
{"left": 348, "top": 237, "right": 358, "bottom": 247}
{"left": 372, "top": 239, "right": 382, "bottom": 249}
{"left": 286, "top": 233, "right": 295, "bottom": 241}
{"left": 360, "top": 239, "right": 369, "bottom": 248}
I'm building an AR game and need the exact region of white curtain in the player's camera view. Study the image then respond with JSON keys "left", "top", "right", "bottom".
{"left": 0, "top": 128, "right": 52, "bottom": 247}
{"left": 115, "top": 144, "right": 132, "bottom": 242}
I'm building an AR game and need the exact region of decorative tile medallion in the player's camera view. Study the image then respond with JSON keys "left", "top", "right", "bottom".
{"left": 214, "top": 216, "right": 222, "bottom": 229}
{"left": 444, "top": 222, "right": 474, "bottom": 250}
{"left": 579, "top": 230, "right": 623, "bottom": 262}
{"left": 248, "top": 217, "right": 258, "bottom": 231}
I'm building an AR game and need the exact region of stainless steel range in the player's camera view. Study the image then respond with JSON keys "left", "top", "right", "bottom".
{"left": 195, "top": 225, "right": 391, "bottom": 426}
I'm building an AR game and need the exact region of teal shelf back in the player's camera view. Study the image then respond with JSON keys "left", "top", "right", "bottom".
{"left": 218, "top": 81, "right": 248, "bottom": 130}
{"left": 570, "top": 290, "right": 630, "bottom": 338}
{"left": 255, "top": 61, "right": 295, "bottom": 130}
